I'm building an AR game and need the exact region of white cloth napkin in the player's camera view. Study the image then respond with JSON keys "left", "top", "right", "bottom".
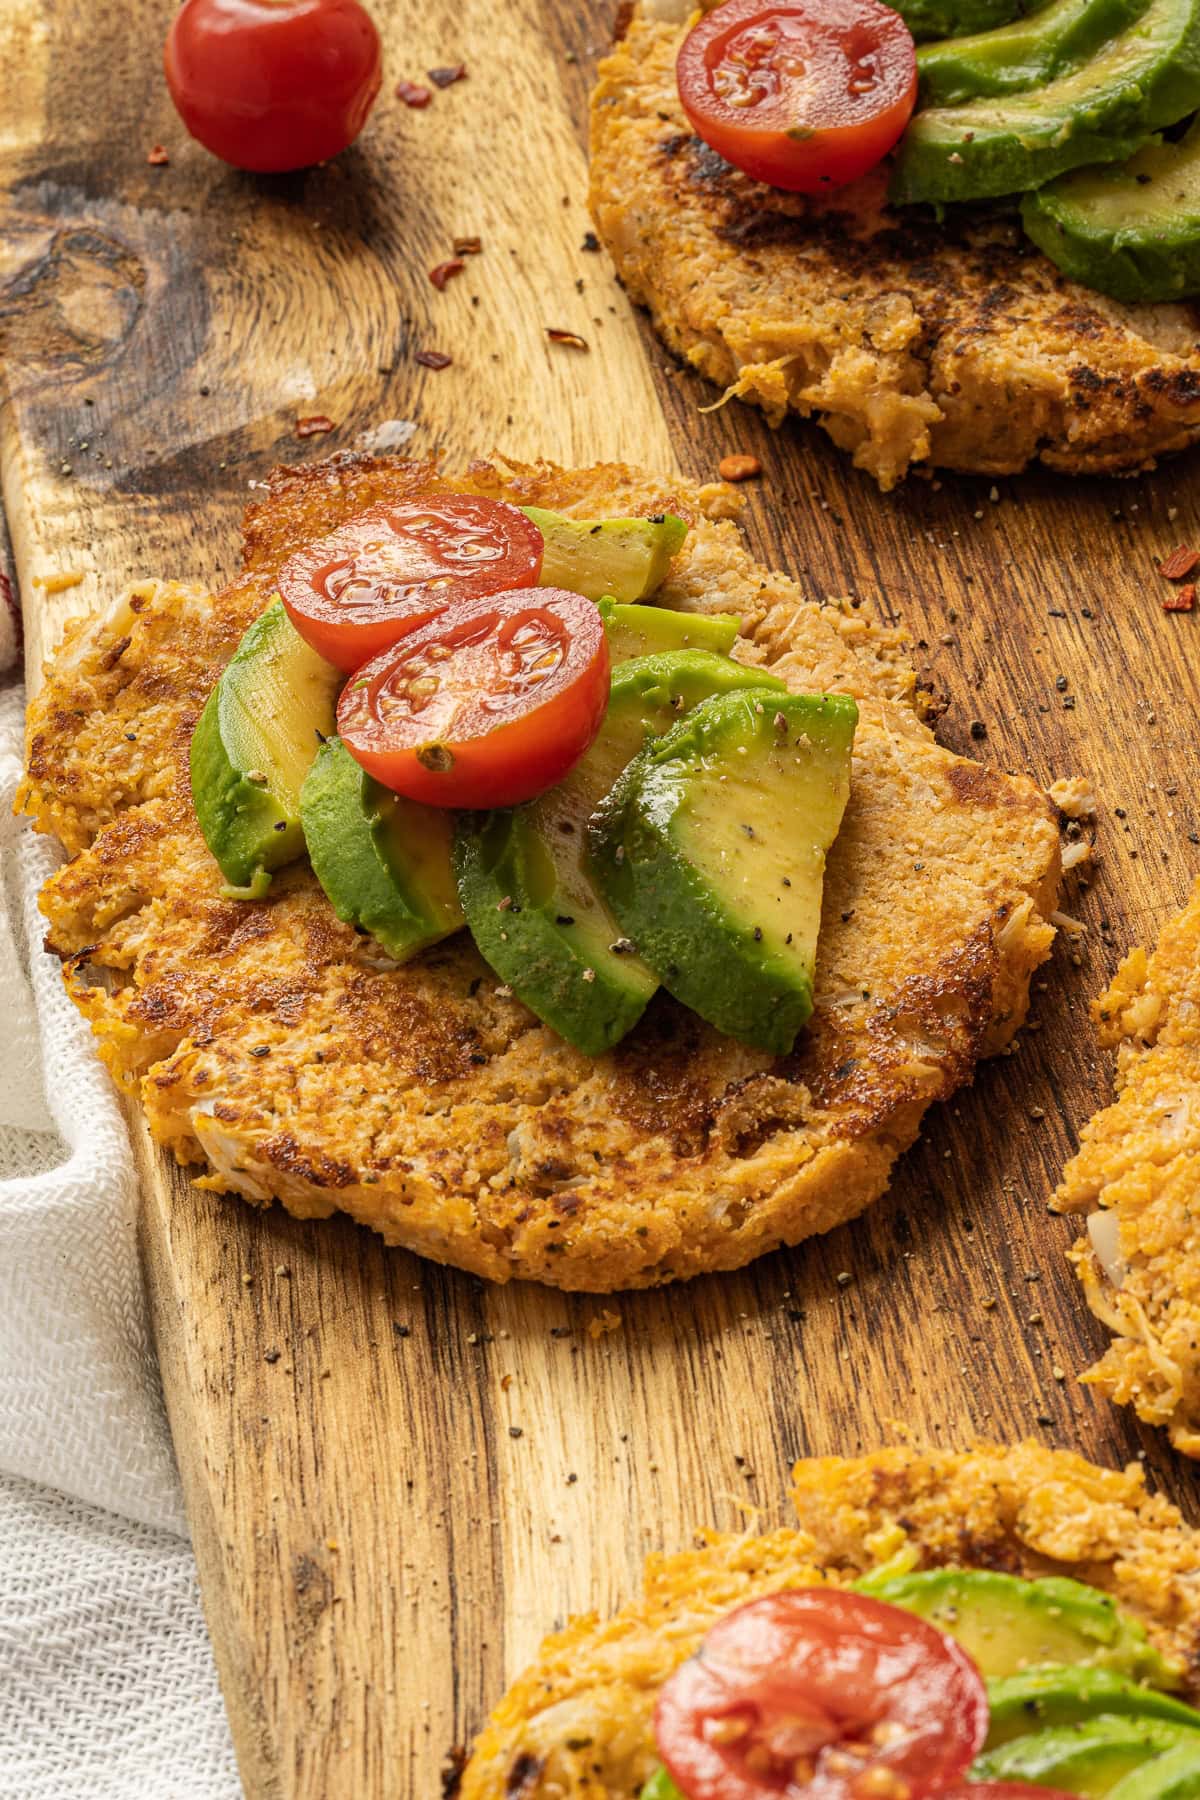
{"left": 0, "top": 642, "right": 239, "bottom": 1796}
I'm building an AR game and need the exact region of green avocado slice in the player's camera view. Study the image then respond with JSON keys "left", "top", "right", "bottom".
{"left": 523, "top": 506, "right": 688, "bottom": 603}
{"left": 973, "top": 1716, "right": 1200, "bottom": 1794}
{"left": 987, "top": 1669, "right": 1200, "bottom": 1747}
{"left": 917, "top": 0, "right": 1150, "bottom": 105}
{"left": 1105, "top": 1741, "right": 1200, "bottom": 1800}
{"left": 1022, "top": 120, "right": 1200, "bottom": 301}
{"left": 589, "top": 689, "right": 857, "bottom": 1056}
{"left": 454, "top": 651, "right": 784, "bottom": 1057}
{"left": 892, "top": 0, "right": 1200, "bottom": 203}
{"left": 300, "top": 737, "right": 463, "bottom": 963}
{"left": 858, "top": 1571, "right": 1185, "bottom": 1686}
{"left": 190, "top": 597, "right": 341, "bottom": 893}
{"left": 599, "top": 597, "right": 741, "bottom": 666}
{"left": 894, "top": 0, "right": 1035, "bottom": 44}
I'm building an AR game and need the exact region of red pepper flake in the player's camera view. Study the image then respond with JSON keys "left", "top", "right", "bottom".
{"left": 546, "top": 328, "right": 589, "bottom": 350}
{"left": 396, "top": 79, "right": 432, "bottom": 107}
{"left": 296, "top": 414, "right": 336, "bottom": 438}
{"left": 452, "top": 235, "right": 482, "bottom": 256}
{"left": 1157, "top": 545, "right": 1199, "bottom": 580}
{"left": 1162, "top": 582, "right": 1196, "bottom": 612}
{"left": 428, "top": 63, "right": 466, "bottom": 88}
{"left": 147, "top": 145, "right": 170, "bottom": 166}
{"left": 415, "top": 349, "right": 453, "bottom": 370}
{"left": 719, "top": 453, "right": 762, "bottom": 482}
{"left": 429, "top": 258, "right": 465, "bottom": 291}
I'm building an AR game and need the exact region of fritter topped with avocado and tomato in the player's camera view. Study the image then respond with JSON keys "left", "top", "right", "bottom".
{"left": 461, "top": 1442, "right": 1200, "bottom": 1799}
{"left": 20, "top": 454, "right": 1060, "bottom": 1291}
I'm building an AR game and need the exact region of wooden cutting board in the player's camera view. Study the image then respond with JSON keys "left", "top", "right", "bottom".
{"left": 4, "top": 1, "right": 1200, "bottom": 1793}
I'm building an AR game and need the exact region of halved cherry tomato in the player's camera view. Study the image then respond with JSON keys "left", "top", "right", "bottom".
{"left": 676, "top": 0, "right": 917, "bottom": 194}
{"left": 278, "top": 497, "right": 545, "bottom": 673}
{"left": 337, "top": 588, "right": 610, "bottom": 807}
{"left": 654, "top": 1589, "right": 988, "bottom": 1800}
{"left": 164, "top": 0, "right": 383, "bottom": 173}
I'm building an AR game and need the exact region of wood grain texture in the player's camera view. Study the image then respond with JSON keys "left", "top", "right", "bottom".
{"left": 3, "top": 1, "right": 1200, "bottom": 1796}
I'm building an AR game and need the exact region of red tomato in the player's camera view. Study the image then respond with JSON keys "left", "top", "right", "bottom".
{"left": 676, "top": 0, "right": 917, "bottom": 194}
{"left": 337, "top": 589, "right": 610, "bottom": 807}
{"left": 164, "top": 0, "right": 383, "bottom": 173}
{"left": 278, "top": 498, "right": 545, "bottom": 673}
{"left": 654, "top": 1589, "right": 988, "bottom": 1800}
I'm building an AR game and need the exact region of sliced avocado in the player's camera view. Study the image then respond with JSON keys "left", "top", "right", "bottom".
{"left": 973, "top": 1716, "right": 1200, "bottom": 1794}
{"left": 917, "top": 0, "right": 1149, "bottom": 105}
{"left": 454, "top": 651, "right": 784, "bottom": 1057}
{"left": 891, "top": 0, "right": 1200, "bottom": 203}
{"left": 523, "top": 505, "right": 688, "bottom": 603}
{"left": 859, "top": 1571, "right": 1185, "bottom": 1686}
{"left": 987, "top": 1669, "right": 1200, "bottom": 1747}
{"left": 599, "top": 597, "right": 741, "bottom": 666}
{"left": 1022, "top": 119, "right": 1200, "bottom": 301}
{"left": 893, "top": 0, "right": 1032, "bottom": 42}
{"left": 1106, "top": 1741, "right": 1200, "bottom": 1800}
{"left": 589, "top": 689, "right": 857, "bottom": 1056}
{"left": 300, "top": 737, "right": 463, "bottom": 963}
{"left": 190, "top": 597, "right": 341, "bottom": 892}
{"left": 639, "top": 1771, "right": 684, "bottom": 1800}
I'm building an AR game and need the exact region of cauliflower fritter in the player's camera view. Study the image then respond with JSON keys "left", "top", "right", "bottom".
{"left": 1055, "top": 879, "right": 1200, "bottom": 1456}
{"left": 20, "top": 456, "right": 1060, "bottom": 1290}
{"left": 462, "top": 1442, "right": 1200, "bottom": 1798}
{"left": 589, "top": 3, "right": 1200, "bottom": 490}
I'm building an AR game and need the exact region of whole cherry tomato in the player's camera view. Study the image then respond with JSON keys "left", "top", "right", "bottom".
{"left": 164, "top": 0, "right": 383, "bottom": 173}
{"left": 278, "top": 497, "right": 545, "bottom": 673}
{"left": 676, "top": 0, "right": 917, "bottom": 194}
{"left": 337, "top": 588, "right": 611, "bottom": 808}
{"left": 654, "top": 1589, "right": 989, "bottom": 1800}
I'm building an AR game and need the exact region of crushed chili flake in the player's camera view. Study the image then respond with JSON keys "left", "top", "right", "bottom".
{"left": 1157, "top": 545, "right": 1199, "bottom": 580}
{"left": 147, "top": 145, "right": 170, "bottom": 166}
{"left": 452, "top": 235, "right": 482, "bottom": 256}
{"left": 428, "top": 63, "right": 466, "bottom": 87}
{"left": 546, "top": 328, "right": 589, "bottom": 350}
{"left": 1162, "top": 582, "right": 1196, "bottom": 612}
{"left": 719, "top": 453, "right": 762, "bottom": 482}
{"left": 396, "top": 78, "right": 432, "bottom": 107}
{"left": 415, "top": 349, "right": 453, "bottom": 370}
{"left": 296, "top": 414, "right": 336, "bottom": 437}
{"left": 429, "top": 258, "right": 465, "bottom": 291}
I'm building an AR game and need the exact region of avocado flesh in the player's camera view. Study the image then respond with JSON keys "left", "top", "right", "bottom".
{"left": 892, "top": 0, "right": 1200, "bottom": 202}
{"left": 861, "top": 1571, "right": 1185, "bottom": 1686}
{"left": 599, "top": 597, "right": 741, "bottom": 666}
{"left": 974, "top": 1717, "right": 1200, "bottom": 1794}
{"left": 895, "top": 0, "right": 1033, "bottom": 43}
{"left": 1106, "top": 1742, "right": 1200, "bottom": 1800}
{"left": 454, "top": 652, "right": 784, "bottom": 1057}
{"left": 987, "top": 1669, "right": 1200, "bottom": 1747}
{"left": 1022, "top": 120, "right": 1200, "bottom": 301}
{"left": 589, "top": 689, "right": 857, "bottom": 1056}
{"left": 190, "top": 597, "right": 341, "bottom": 892}
{"left": 917, "top": 0, "right": 1149, "bottom": 104}
{"left": 300, "top": 737, "right": 463, "bottom": 963}
{"left": 639, "top": 1771, "right": 683, "bottom": 1800}
{"left": 522, "top": 506, "right": 688, "bottom": 603}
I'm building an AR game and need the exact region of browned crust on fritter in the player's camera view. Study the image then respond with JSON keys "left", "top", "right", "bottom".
{"left": 20, "top": 454, "right": 1061, "bottom": 1290}
{"left": 1054, "top": 878, "right": 1200, "bottom": 1457}
{"left": 462, "top": 1442, "right": 1200, "bottom": 1798}
{"left": 589, "top": 5, "right": 1200, "bottom": 490}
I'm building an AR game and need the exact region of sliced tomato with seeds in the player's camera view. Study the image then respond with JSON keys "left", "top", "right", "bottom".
{"left": 278, "top": 496, "right": 544, "bottom": 672}
{"left": 654, "top": 1589, "right": 988, "bottom": 1800}
{"left": 676, "top": 0, "right": 917, "bottom": 194}
{"left": 337, "top": 588, "right": 610, "bottom": 807}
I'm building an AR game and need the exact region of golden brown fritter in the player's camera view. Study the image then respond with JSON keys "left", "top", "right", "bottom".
{"left": 462, "top": 1442, "right": 1200, "bottom": 1799}
{"left": 20, "top": 455, "right": 1060, "bottom": 1290}
{"left": 589, "top": 2, "right": 1200, "bottom": 490}
{"left": 1054, "top": 879, "right": 1200, "bottom": 1457}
